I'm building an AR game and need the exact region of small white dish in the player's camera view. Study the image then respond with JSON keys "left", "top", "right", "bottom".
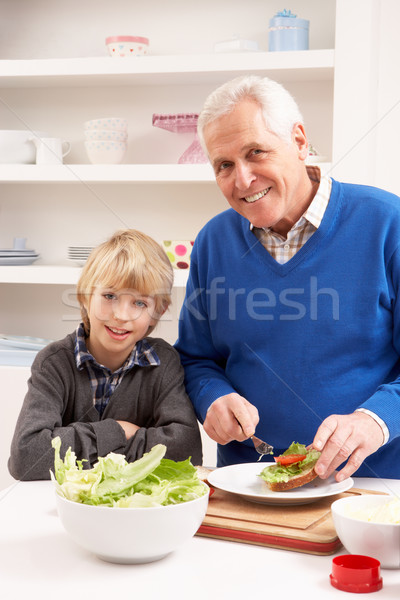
{"left": 331, "top": 494, "right": 400, "bottom": 569}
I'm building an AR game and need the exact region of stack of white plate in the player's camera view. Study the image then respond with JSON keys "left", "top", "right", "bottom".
{"left": 67, "top": 246, "right": 94, "bottom": 266}
{"left": 0, "top": 334, "right": 52, "bottom": 366}
{"left": 0, "top": 246, "right": 40, "bottom": 266}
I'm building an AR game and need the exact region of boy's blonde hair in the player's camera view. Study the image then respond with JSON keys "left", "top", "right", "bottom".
{"left": 77, "top": 229, "right": 173, "bottom": 335}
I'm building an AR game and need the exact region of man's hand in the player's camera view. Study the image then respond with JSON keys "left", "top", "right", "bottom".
{"left": 203, "top": 393, "right": 259, "bottom": 445}
{"left": 312, "top": 412, "right": 384, "bottom": 482}
{"left": 117, "top": 420, "right": 140, "bottom": 440}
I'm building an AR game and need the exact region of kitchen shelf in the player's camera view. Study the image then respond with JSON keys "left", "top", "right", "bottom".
{"left": 0, "top": 50, "right": 334, "bottom": 88}
{"left": 0, "top": 163, "right": 216, "bottom": 183}
{"left": 0, "top": 265, "right": 189, "bottom": 287}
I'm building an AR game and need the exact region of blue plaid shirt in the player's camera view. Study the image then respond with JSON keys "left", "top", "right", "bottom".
{"left": 74, "top": 323, "right": 160, "bottom": 417}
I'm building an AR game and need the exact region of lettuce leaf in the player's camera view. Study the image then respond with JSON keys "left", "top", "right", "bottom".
{"left": 258, "top": 441, "right": 321, "bottom": 484}
{"left": 50, "top": 437, "right": 207, "bottom": 507}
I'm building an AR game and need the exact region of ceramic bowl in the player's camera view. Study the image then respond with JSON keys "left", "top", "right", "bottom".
{"left": 84, "top": 118, "right": 128, "bottom": 132}
{"left": 331, "top": 494, "right": 400, "bottom": 569}
{"left": 55, "top": 483, "right": 209, "bottom": 564}
{"left": 106, "top": 35, "right": 149, "bottom": 57}
{"left": 84, "top": 129, "right": 128, "bottom": 142}
{"left": 84, "top": 140, "right": 127, "bottom": 164}
{"left": 163, "top": 240, "right": 194, "bottom": 269}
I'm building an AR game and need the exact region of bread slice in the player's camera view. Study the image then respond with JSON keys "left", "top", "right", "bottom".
{"left": 263, "top": 465, "right": 319, "bottom": 492}
{"left": 195, "top": 465, "right": 213, "bottom": 484}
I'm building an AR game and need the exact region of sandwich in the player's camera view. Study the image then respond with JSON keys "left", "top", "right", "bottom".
{"left": 258, "top": 442, "right": 321, "bottom": 492}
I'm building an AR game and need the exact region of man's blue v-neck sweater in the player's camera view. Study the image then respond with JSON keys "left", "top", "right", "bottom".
{"left": 176, "top": 179, "right": 400, "bottom": 478}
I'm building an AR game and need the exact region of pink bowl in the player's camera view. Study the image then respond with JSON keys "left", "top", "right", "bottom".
{"left": 106, "top": 36, "right": 149, "bottom": 57}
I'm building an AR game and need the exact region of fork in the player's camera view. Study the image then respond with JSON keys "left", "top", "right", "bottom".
{"left": 251, "top": 435, "right": 274, "bottom": 459}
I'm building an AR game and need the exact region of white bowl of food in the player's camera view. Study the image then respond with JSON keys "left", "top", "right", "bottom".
{"left": 331, "top": 494, "right": 400, "bottom": 569}
{"left": 55, "top": 489, "right": 208, "bottom": 564}
{"left": 106, "top": 35, "right": 149, "bottom": 57}
{"left": 84, "top": 140, "right": 127, "bottom": 164}
{"left": 84, "top": 129, "right": 128, "bottom": 142}
{"left": 84, "top": 118, "right": 128, "bottom": 132}
{"left": 52, "top": 440, "right": 209, "bottom": 564}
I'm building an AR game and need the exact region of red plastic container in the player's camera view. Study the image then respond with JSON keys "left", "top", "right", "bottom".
{"left": 330, "top": 555, "right": 383, "bottom": 593}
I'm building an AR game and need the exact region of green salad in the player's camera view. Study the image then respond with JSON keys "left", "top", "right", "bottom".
{"left": 51, "top": 437, "right": 207, "bottom": 508}
{"left": 258, "top": 442, "right": 321, "bottom": 484}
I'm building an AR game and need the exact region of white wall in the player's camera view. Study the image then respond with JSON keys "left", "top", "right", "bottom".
{"left": 332, "top": 0, "right": 400, "bottom": 196}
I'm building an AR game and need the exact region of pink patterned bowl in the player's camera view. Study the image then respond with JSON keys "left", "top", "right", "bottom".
{"left": 106, "top": 35, "right": 149, "bottom": 57}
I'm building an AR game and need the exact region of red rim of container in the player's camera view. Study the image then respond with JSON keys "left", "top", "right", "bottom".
{"left": 105, "top": 36, "right": 149, "bottom": 45}
{"left": 330, "top": 555, "right": 383, "bottom": 593}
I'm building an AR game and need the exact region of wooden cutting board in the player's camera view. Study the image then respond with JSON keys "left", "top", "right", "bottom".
{"left": 196, "top": 487, "right": 386, "bottom": 555}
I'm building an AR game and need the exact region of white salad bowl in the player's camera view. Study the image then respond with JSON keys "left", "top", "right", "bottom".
{"left": 55, "top": 483, "right": 209, "bottom": 564}
{"left": 331, "top": 494, "right": 400, "bottom": 569}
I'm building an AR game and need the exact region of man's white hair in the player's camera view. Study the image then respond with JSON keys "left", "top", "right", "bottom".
{"left": 197, "top": 75, "right": 303, "bottom": 153}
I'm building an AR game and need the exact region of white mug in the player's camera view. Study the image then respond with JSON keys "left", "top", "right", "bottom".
{"left": 13, "top": 237, "right": 27, "bottom": 250}
{"left": 31, "top": 137, "right": 71, "bottom": 165}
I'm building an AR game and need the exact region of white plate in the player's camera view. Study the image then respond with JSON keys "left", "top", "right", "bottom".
{"left": 0, "top": 348, "right": 39, "bottom": 366}
{"left": 0, "top": 249, "right": 37, "bottom": 254}
{"left": 0, "top": 252, "right": 37, "bottom": 258}
{"left": 0, "top": 334, "right": 52, "bottom": 350}
{"left": 0, "top": 255, "right": 40, "bottom": 265}
{"left": 207, "top": 462, "right": 354, "bottom": 505}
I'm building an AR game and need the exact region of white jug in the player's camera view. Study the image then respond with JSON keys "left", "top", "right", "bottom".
{"left": 30, "top": 137, "right": 71, "bottom": 165}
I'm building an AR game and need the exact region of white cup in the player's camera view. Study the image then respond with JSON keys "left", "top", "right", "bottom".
{"left": 13, "top": 237, "right": 27, "bottom": 250}
{"left": 31, "top": 137, "right": 71, "bottom": 165}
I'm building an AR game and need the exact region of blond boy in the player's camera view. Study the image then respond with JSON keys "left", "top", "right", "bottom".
{"left": 9, "top": 229, "right": 202, "bottom": 480}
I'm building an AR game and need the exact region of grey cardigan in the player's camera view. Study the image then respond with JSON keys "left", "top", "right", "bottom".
{"left": 8, "top": 333, "right": 202, "bottom": 480}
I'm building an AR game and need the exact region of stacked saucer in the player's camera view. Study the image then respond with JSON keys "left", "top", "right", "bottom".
{"left": 0, "top": 334, "right": 52, "bottom": 366}
{"left": 67, "top": 246, "right": 95, "bottom": 266}
{"left": 0, "top": 238, "right": 39, "bottom": 265}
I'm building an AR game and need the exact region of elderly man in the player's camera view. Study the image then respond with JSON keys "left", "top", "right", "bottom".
{"left": 175, "top": 74, "right": 400, "bottom": 480}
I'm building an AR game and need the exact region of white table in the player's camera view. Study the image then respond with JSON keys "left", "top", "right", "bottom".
{"left": 1, "top": 478, "right": 399, "bottom": 600}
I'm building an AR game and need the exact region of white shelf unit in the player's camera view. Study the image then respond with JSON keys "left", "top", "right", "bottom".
{"left": 0, "top": 1, "right": 338, "bottom": 342}
{"left": 0, "top": 50, "right": 334, "bottom": 289}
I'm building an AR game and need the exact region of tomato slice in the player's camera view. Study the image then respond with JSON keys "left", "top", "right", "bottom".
{"left": 274, "top": 453, "right": 307, "bottom": 466}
